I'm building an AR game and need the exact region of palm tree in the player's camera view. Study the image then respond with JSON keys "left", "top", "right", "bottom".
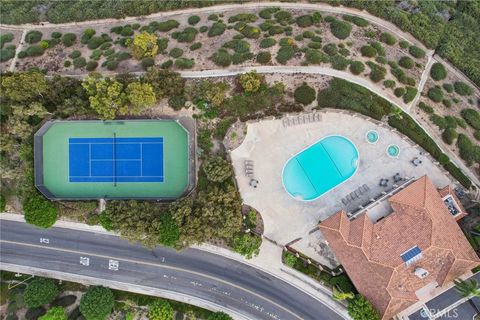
{"left": 454, "top": 278, "right": 480, "bottom": 297}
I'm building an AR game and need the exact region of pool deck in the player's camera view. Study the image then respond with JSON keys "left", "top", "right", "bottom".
{"left": 230, "top": 110, "right": 454, "bottom": 268}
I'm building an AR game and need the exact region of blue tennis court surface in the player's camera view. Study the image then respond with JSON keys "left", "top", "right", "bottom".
{"left": 68, "top": 137, "right": 164, "bottom": 182}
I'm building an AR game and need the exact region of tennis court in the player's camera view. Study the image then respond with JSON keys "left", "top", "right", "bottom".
{"left": 34, "top": 120, "right": 192, "bottom": 200}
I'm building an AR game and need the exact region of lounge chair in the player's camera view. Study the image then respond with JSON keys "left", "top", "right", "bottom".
{"left": 342, "top": 198, "right": 348, "bottom": 206}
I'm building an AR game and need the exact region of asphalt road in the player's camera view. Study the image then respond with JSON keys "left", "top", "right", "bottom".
{"left": 0, "top": 220, "right": 344, "bottom": 320}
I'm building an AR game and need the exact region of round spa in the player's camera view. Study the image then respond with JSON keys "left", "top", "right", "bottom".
{"left": 282, "top": 135, "right": 359, "bottom": 201}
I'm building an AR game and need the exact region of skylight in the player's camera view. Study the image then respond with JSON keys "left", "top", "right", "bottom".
{"left": 401, "top": 246, "right": 422, "bottom": 266}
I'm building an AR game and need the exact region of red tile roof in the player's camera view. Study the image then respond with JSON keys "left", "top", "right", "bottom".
{"left": 319, "top": 176, "right": 479, "bottom": 319}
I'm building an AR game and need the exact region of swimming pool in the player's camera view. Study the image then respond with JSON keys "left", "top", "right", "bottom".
{"left": 282, "top": 135, "right": 359, "bottom": 201}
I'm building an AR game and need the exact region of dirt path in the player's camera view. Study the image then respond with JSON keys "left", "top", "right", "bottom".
{"left": 409, "top": 51, "right": 435, "bottom": 112}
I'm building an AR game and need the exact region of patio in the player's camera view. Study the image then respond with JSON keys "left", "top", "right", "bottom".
{"left": 230, "top": 110, "right": 454, "bottom": 266}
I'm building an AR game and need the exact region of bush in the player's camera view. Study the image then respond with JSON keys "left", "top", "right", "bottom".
{"left": 276, "top": 45, "right": 295, "bottom": 64}
{"left": 443, "top": 99, "right": 452, "bottom": 108}
{"left": 38, "top": 306, "right": 66, "bottom": 320}
{"left": 169, "top": 47, "right": 183, "bottom": 58}
{"left": 360, "top": 45, "right": 376, "bottom": 57}
{"left": 87, "top": 36, "right": 104, "bottom": 49}
{"left": 330, "top": 55, "right": 349, "bottom": 70}
{"left": 403, "top": 87, "right": 418, "bottom": 103}
{"left": 212, "top": 49, "right": 231, "bottom": 67}
{"left": 409, "top": 45, "right": 425, "bottom": 59}
{"left": 174, "top": 58, "right": 194, "bottom": 69}
{"left": 69, "top": 50, "right": 81, "bottom": 59}
{"left": 394, "top": 87, "right": 406, "bottom": 97}
{"left": 199, "top": 26, "right": 208, "bottom": 33}
{"left": 283, "top": 252, "right": 298, "bottom": 267}
{"left": 24, "top": 279, "right": 58, "bottom": 308}
{"left": 208, "top": 22, "right": 226, "bottom": 37}
{"left": 73, "top": 57, "right": 86, "bottom": 68}
{"left": 160, "top": 59, "right": 173, "bottom": 69}
{"left": 348, "top": 295, "right": 380, "bottom": 320}
{"left": 330, "top": 19, "right": 352, "bottom": 40}
{"left": 106, "top": 60, "right": 118, "bottom": 70}
{"left": 256, "top": 51, "right": 271, "bottom": 64}
{"left": 296, "top": 15, "right": 314, "bottom": 28}
{"left": 172, "top": 27, "right": 198, "bottom": 43}
{"left": 259, "top": 7, "right": 279, "bottom": 19}
{"left": 208, "top": 13, "right": 218, "bottom": 21}
{"left": 208, "top": 312, "right": 233, "bottom": 320}
{"left": 80, "top": 286, "right": 114, "bottom": 320}
{"left": 474, "top": 131, "right": 480, "bottom": 141}
{"left": 430, "top": 62, "right": 447, "bottom": 81}
{"left": 0, "top": 48, "right": 15, "bottom": 62}
{"left": 428, "top": 86, "right": 444, "bottom": 103}
{"left": 461, "top": 108, "right": 480, "bottom": 130}
{"left": 63, "top": 60, "right": 71, "bottom": 67}
{"left": 24, "top": 194, "right": 57, "bottom": 228}
{"left": 141, "top": 57, "right": 155, "bottom": 70}
{"left": 294, "top": 82, "right": 316, "bottom": 105}
{"left": 383, "top": 80, "right": 395, "bottom": 88}
{"left": 305, "top": 49, "right": 328, "bottom": 65}
{"left": 443, "top": 83, "right": 454, "bottom": 93}
{"left": 399, "top": 56, "right": 414, "bottom": 69}
{"left": 454, "top": 81, "right": 473, "bottom": 96}
{"left": 260, "top": 37, "right": 276, "bottom": 49}
{"left": 61, "top": 33, "right": 76, "bottom": 47}
{"left": 399, "top": 40, "right": 409, "bottom": 49}
{"left": 157, "top": 20, "right": 179, "bottom": 32}
{"left": 430, "top": 114, "right": 448, "bottom": 129}
{"left": 203, "top": 156, "right": 233, "bottom": 182}
{"left": 232, "top": 234, "right": 262, "bottom": 259}
{"left": 0, "top": 32, "right": 14, "bottom": 48}
{"left": 120, "top": 26, "right": 133, "bottom": 36}
{"left": 349, "top": 61, "right": 365, "bottom": 75}
{"left": 380, "top": 32, "right": 396, "bottom": 45}
{"left": 85, "top": 60, "right": 98, "bottom": 71}
{"left": 26, "top": 45, "right": 44, "bottom": 57}
{"left": 457, "top": 134, "right": 480, "bottom": 165}
{"left": 190, "top": 42, "right": 201, "bottom": 51}
{"left": 343, "top": 15, "right": 368, "bottom": 27}
{"left": 323, "top": 43, "right": 337, "bottom": 56}
{"left": 442, "top": 128, "right": 458, "bottom": 145}
{"left": 168, "top": 95, "right": 186, "bottom": 111}
{"left": 188, "top": 15, "right": 200, "bottom": 25}
{"left": 25, "top": 30, "right": 43, "bottom": 44}
{"left": 149, "top": 300, "right": 173, "bottom": 320}
{"left": 418, "top": 102, "right": 433, "bottom": 113}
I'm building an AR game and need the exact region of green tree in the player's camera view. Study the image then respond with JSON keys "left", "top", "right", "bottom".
{"left": 39, "top": 307, "right": 67, "bottom": 320}
{"left": 207, "top": 312, "right": 233, "bottom": 320}
{"left": 129, "top": 32, "right": 159, "bottom": 59}
{"left": 126, "top": 82, "right": 156, "bottom": 114}
{"left": 232, "top": 233, "right": 262, "bottom": 259}
{"left": 8, "top": 102, "right": 49, "bottom": 141}
{"left": 238, "top": 71, "right": 264, "bottom": 93}
{"left": 80, "top": 286, "right": 114, "bottom": 320}
{"left": 159, "top": 213, "right": 180, "bottom": 247}
{"left": 283, "top": 252, "right": 298, "bottom": 267}
{"left": 430, "top": 62, "right": 447, "bottom": 81}
{"left": 294, "top": 82, "right": 316, "bottom": 105}
{"left": 347, "top": 295, "right": 380, "bottom": 320}
{"left": 202, "top": 156, "right": 233, "bottom": 183}
{"left": 81, "top": 74, "right": 127, "bottom": 120}
{"left": 1, "top": 71, "right": 47, "bottom": 102}
{"left": 454, "top": 278, "right": 480, "bottom": 297}
{"left": 24, "top": 193, "right": 58, "bottom": 228}
{"left": 148, "top": 299, "right": 174, "bottom": 320}
{"left": 187, "top": 80, "right": 230, "bottom": 107}
{"left": 24, "top": 278, "right": 59, "bottom": 308}
{"left": 144, "top": 67, "right": 185, "bottom": 99}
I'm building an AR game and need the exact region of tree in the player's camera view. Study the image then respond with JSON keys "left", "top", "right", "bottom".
{"left": 39, "top": 307, "right": 67, "bottom": 320}
{"left": 24, "top": 278, "right": 59, "bottom": 308}
{"left": 159, "top": 213, "right": 180, "bottom": 247}
{"left": 238, "top": 71, "right": 264, "bottom": 93}
{"left": 1, "top": 71, "right": 47, "bottom": 102}
{"left": 81, "top": 74, "right": 127, "bottom": 120}
{"left": 347, "top": 295, "right": 380, "bottom": 320}
{"left": 80, "top": 286, "right": 114, "bottom": 320}
{"left": 24, "top": 193, "right": 58, "bottom": 228}
{"left": 454, "top": 278, "right": 480, "bottom": 297}
{"left": 126, "top": 82, "right": 156, "bottom": 114}
{"left": 187, "top": 80, "right": 230, "bottom": 107}
{"left": 202, "top": 156, "right": 233, "bottom": 183}
{"left": 430, "top": 62, "right": 447, "bottom": 81}
{"left": 232, "top": 233, "right": 262, "bottom": 259}
{"left": 8, "top": 102, "right": 49, "bottom": 141}
{"left": 129, "top": 32, "right": 158, "bottom": 59}
{"left": 207, "top": 312, "right": 233, "bottom": 320}
{"left": 144, "top": 67, "right": 185, "bottom": 99}
{"left": 294, "top": 83, "right": 316, "bottom": 105}
{"left": 148, "top": 299, "right": 174, "bottom": 320}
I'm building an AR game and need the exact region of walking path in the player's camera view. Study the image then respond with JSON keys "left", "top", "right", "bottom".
{"left": 409, "top": 51, "right": 435, "bottom": 112}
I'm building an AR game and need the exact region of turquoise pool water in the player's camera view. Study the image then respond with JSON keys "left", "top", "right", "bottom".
{"left": 387, "top": 144, "right": 400, "bottom": 157}
{"left": 282, "top": 135, "right": 359, "bottom": 201}
{"left": 366, "top": 130, "right": 379, "bottom": 143}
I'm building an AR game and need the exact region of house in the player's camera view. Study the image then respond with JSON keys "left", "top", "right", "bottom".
{"left": 319, "top": 176, "right": 479, "bottom": 319}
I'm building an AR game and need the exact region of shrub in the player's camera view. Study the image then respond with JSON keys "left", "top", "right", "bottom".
{"left": 85, "top": 60, "right": 98, "bottom": 71}
{"left": 474, "top": 131, "right": 480, "bottom": 141}
{"left": 454, "top": 81, "right": 473, "bottom": 96}
{"left": 346, "top": 60, "right": 364, "bottom": 75}
{"left": 25, "top": 30, "right": 43, "bottom": 44}
{"left": 208, "top": 22, "right": 226, "bottom": 37}
{"left": 443, "top": 99, "right": 452, "bottom": 108}
{"left": 157, "top": 20, "right": 179, "bottom": 32}
{"left": 308, "top": 41, "right": 322, "bottom": 49}
{"left": 212, "top": 49, "right": 231, "bottom": 67}
{"left": 260, "top": 37, "right": 276, "bottom": 48}
{"left": 276, "top": 45, "right": 295, "bottom": 64}
{"left": 39, "top": 306, "right": 66, "bottom": 320}
{"left": 106, "top": 60, "right": 118, "bottom": 70}
{"left": 172, "top": 26, "right": 198, "bottom": 43}
{"left": 160, "top": 59, "right": 173, "bottom": 69}
{"left": 443, "top": 83, "right": 454, "bottom": 93}
{"left": 69, "top": 50, "right": 81, "bottom": 59}
{"left": 26, "top": 45, "right": 44, "bottom": 56}
{"left": 430, "top": 114, "right": 448, "bottom": 130}
{"left": 323, "top": 43, "right": 337, "bottom": 56}
{"left": 0, "top": 48, "right": 15, "bottom": 62}
{"left": 168, "top": 95, "right": 186, "bottom": 111}
{"left": 348, "top": 295, "right": 380, "bottom": 320}
{"left": 72, "top": 57, "right": 86, "bottom": 68}
{"left": 305, "top": 48, "right": 328, "bottom": 65}
{"left": 403, "top": 87, "right": 418, "bottom": 103}
{"left": 383, "top": 80, "right": 395, "bottom": 88}
{"left": 199, "top": 26, "right": 208, "bottom": 33}
{"left": 63, "top": 60, "right": 71, "bottom": 67}
{"left": 156, "top": 37, "right": 169, "bottom": 52}
{"left": 120, "top": 26, "right": 133, "bottom": 36}
{"left": 343, "top": 15, "right": 368, "bottom": 27}
{"left": 203, "top": 156, "right": 232, "bottom": 182}
{"left": 188, "top": 15, "right": 200, "bottom": 25}
{"left": 256, "top": 51, "right": 271, "bottom": 64}
{"left": 274, "top": 10, "right": 292, "bottom": 23}
{"left": 228, "top": 13, "right": 257, "bottom": 23}
{"left": 360, "top": 45, "right": 376, "bottom": 57}
{"left": 87, "top": 36, "right": 104, "bottom": 49}
{"left": 51, "top": 31, "right": 62, "bottom": 39}
{"left": 0, "top": 32, "right": 14, "bottom": 48}
{"left": 80, "top": 286, "right": 114, "bottom": 320}
{"left": 268, "top": 25, "right": 284, "bottom": 36}
{"left": 62, "top": 33, "right": 77, "bottom": 47}
{"left": 457, "top": 134, "right": 480, "bottom": 165}
{"left": 208, "top": 14, "right": 218, "bottom": 21}
{"left": 169, "top": 47, "right": 183, "bottom": 58}
{"left": 141, "top": 57, "right": 155, "bottom": 70}
{"left": 232, "top": 234, "right": 262, "bottom": 259}
{"left": 175, "top": 58, "right": 194, "bottom": 69}
{"left": 296, "top": 15, "right": 314, "bottom": 28}
{"left": 394, "top": 87, "right": 406, "bottom": 97}
{"left": 409, "top": 45, "right": 425, "bottom": 59}
{"left": 190, "top": 42, "right": 201, "bottom": 51}
{"left": 430, "top": 62, "right": 447, "bottom": 81}
{"left": 428, "top": 86, "right": 444, "bottom": 103}
{"left": 294, "top": 82, "right": 316, "bottom": 105}
{"left": 399, "top": 56, "right": 414, "bottom": 69}
{"left": 149, "top": 300, "right": 174, "bottom": 320}
{"left": 25, "top": 278, "right": 58, "bottom": 308}
{"left": 399, "top": 40, "right": 409, "bottom": 49}
{"left": 380, "top": 32, "right": 396, "bottom": 45}
{"left": 330, "top": 19, "right": 352, "bottom": 40}
{"left": 330, "top": 55, "right": 349, "bottom": 70}
{"left": 370, "top": 41, "right": 385, "bottom": 56}
{"left": 259, "top": 7, "right": 279, "bottom": 19}
{"left": 461, "top": 108, "right": 480, "bottom": 130}
{"left": 418, "top": 102, "right": 433, "bottom": 113}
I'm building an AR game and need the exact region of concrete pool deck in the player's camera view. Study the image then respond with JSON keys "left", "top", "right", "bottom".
{"left": 230, "top": 110, "right": 454, "bottom": 267}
